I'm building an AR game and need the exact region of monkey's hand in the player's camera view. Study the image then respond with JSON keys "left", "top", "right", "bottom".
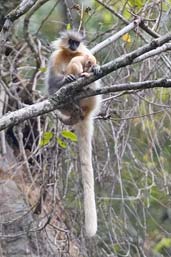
{"left": 48, "top": 73, "right": 75, "bottom": 95}
{"left": 81, "top": 72, "right": 91, "bottom": 77}
{"left": 64, "top": 74, "right": 77, "bottom": 83}
{"left": 48, "top": 73, "right": 77, "bottom": 95}
{"left": 91, "top": 64, "right": 101, "bottom": 76}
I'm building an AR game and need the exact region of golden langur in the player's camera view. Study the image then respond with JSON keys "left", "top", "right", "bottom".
{"left": 46, "top": 30, "right": 101, "bottom": 237}
{"left": 66, "top": 54, "right": 97, "bottom": 77}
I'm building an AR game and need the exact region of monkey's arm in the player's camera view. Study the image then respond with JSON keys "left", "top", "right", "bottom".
{"left": 47, "top": 65, "right": 84, "bottom": 125}
{"left": 47, "top": 68, "right": 76, "bottom": 95}
{"left": 47, "top": 50, "right": 76, "bottom": 95}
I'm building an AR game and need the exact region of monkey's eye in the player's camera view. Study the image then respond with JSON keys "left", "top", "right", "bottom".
{"left": 68, "top": 39, "right": 80, "bottom": 51}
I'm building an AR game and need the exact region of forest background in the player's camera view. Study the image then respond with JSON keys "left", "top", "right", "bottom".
{"left": 1, "top": 0, "right": 171, "bottom": 256}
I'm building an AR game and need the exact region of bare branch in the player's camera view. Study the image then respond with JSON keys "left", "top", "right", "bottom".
{"left": 139, "top": 20, "right": 159, "bottom": 38}
{"left": 95, "top": 0, "right": 128, "bottom": 24}
{"left": 100, "top": 31, "right": 171, "bottom": 73}
{"left": 0, "top": 30, "right": 171, "bottom": 131}
{"left": 78, "top": 79, "right": 171, "bottom": 99}
{"left": 91, "top": 19, "right": 140, "bottom": 54}
{"left": 5, "top": 0, "right": 38, "bottom": 22}
{"left": 0, "top": 100, "right": 51, "bottom": 131}
{"left": 134, "top": 43, "right": 171, "bottom": 63}
{"left": 1, "top": 78, "right": 171, "bottom": 132}
{"left": 23, "top": 0, "right": 49, "bottom": 70}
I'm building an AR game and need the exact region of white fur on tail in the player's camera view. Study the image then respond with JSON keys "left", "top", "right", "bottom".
{"left": 75, "top": 116, "right": 97, "bottom": 237}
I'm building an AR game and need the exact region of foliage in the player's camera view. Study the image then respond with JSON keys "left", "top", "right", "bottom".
{"left": 40, "top": 130, "right": 77, "bottom": 148}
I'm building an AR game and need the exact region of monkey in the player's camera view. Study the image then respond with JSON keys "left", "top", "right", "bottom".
{"left": 46, "top": 30, "right": 101, "bottom": 237}
{"left": 66, "top": 54, "right": 97, "bottom": 78}
{"left": 66, "top": 54, "right": 100, "bottom": 121}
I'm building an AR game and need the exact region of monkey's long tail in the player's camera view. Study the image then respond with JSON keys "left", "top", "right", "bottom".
{"left": 75, "top": 116, "right": 97, "bottom": 237}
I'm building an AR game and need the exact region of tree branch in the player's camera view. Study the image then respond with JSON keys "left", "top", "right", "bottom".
{"left": 100, "top": 31, "right": 171, "bottom": 75}
{"left": 5, "top": 0, "right": 38, "bottom": 22}
{"left": 91, "top": 19, "right": 140, "bottom": 54}
{"left": 1, "top": 78, "right": 171, "bottom": 132}
{"left": 0, "top": 0, "right": 40, "bottom": 50}
{"left": 1, "top": 31, "right": 171, "bottom": 131}
{"left": 133, "top": 43, "right": 171, "bottom": 63}
{"left": 77, "top": 79, "right": 171, "bottom": 99}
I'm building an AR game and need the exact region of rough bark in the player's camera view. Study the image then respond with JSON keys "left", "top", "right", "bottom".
{"left": 0, "top": 0, "right": 20, "bottom": 29}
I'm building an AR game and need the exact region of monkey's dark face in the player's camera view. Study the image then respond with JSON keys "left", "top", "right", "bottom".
{"left": 68, "top": 39, "right": 80, "bottom": 51}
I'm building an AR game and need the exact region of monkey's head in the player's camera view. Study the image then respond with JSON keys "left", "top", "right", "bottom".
{"left": 59, "top": 30, "right": 84, "bottom": 52}
{"left": 84, "top": 55, "right": 96, "bottom": 71}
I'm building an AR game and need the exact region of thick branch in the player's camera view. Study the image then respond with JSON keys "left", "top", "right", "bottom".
{"left": 0, "top": 100, "right": 52, "bottom": 131}
{"left": 5, "top": 0, "right": 37, "bottom": 22}
{"left": 0, "top": 31, "right": 171, "bottom": 131}
{"left": 1, "top": 78, "right": 171, "bottom": 132}
{"left": 0, "top": 0, "right": 38, "bottom": 47}
{"left": 76, "top": 79, "right": 171, "bottom": 99}
{"left": 100, "top": 31, "right": 171, "bottom": 75}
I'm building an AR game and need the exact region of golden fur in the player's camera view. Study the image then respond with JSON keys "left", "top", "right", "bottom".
{"left": 46, "top": 30, "right": 101, "bottom": 237}
{"left": 66, "top": 54, "right": 97, "bottom": 78}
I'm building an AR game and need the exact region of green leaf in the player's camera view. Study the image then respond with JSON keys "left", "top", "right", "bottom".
{"left": 57, "top": 137, "right": 67, "bottom": 149}
{"left": 112, "top": 243, "right": 120, "bottom": 253}
{"left": 39, "top": 67, "right": 47, "bottom": 73}
{"left": 66, "top": 23, "right": 71, "bottom": 30}
{"left": 128, "top": 0, "right": 144, "bottom": 8}
{"left": 154, "top": 238, "right": 171, "bottom": 252}
{"left": 103, "top": 13, "right": 113, "bottom": 24}
{"left": 61, "top": 130, "right": 78, "bottom": 142}
{"left": 39, "top": 131, "right": 53, "bottom": 147}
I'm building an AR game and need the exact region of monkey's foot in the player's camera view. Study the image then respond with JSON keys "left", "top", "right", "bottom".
{"left": 58, "top": 104, "right": 84, "bottom": 125}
